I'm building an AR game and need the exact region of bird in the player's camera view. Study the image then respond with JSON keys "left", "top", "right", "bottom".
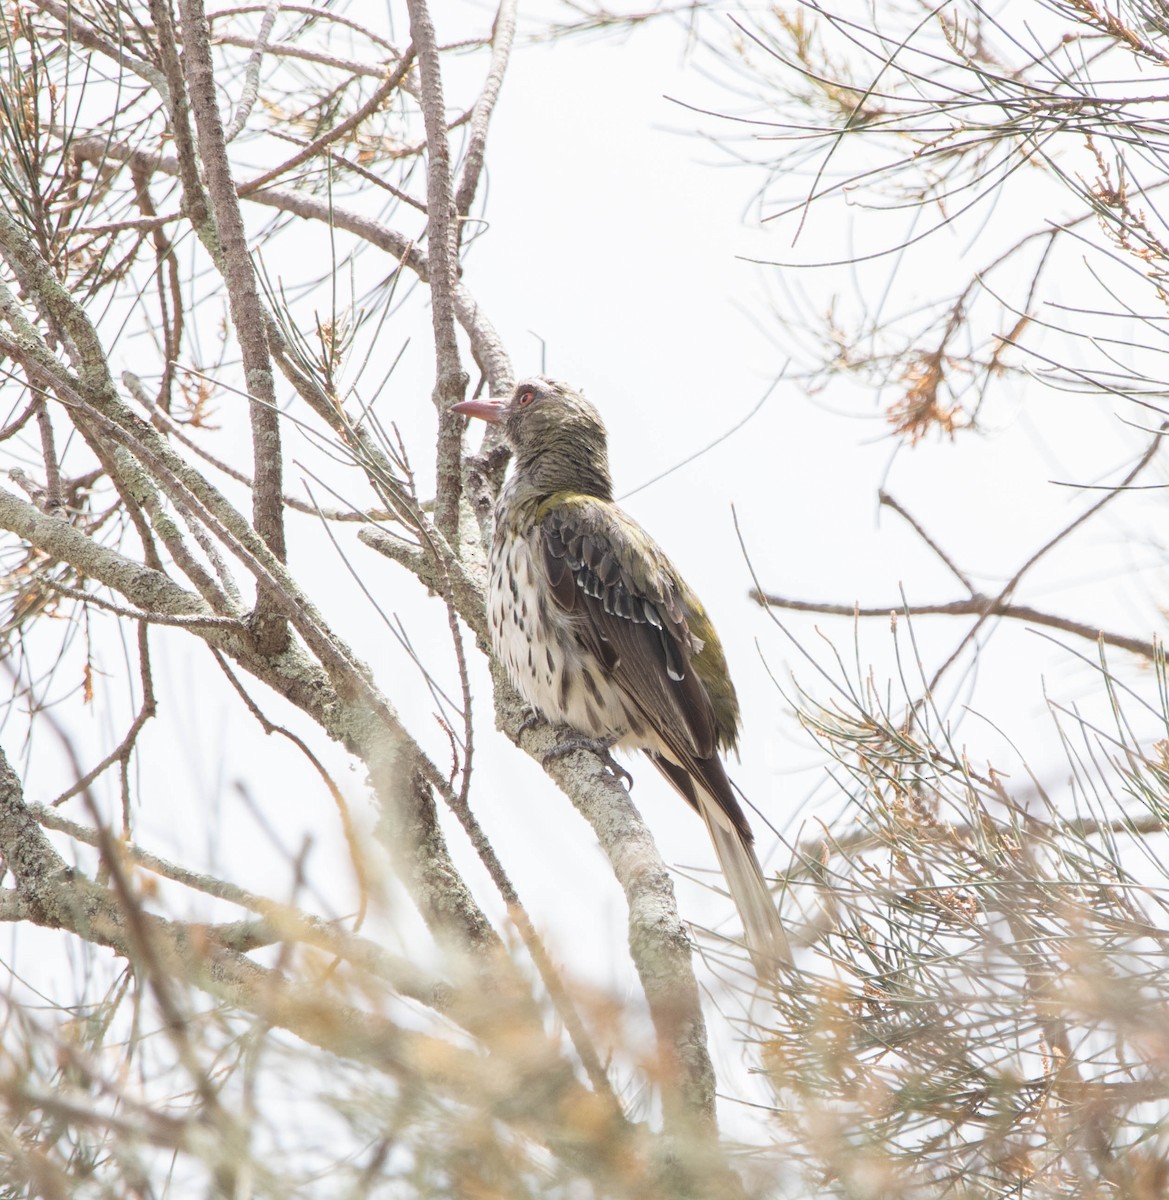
{"left": 452, "top": 377, "right": 790, "bottom": 978}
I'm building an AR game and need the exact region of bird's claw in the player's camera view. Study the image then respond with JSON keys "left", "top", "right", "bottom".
{"left": 541, "top": 734, "right": 634, "bottom": 790}
{"left": 516, "top": 709, "right": 543, "bottom": 738}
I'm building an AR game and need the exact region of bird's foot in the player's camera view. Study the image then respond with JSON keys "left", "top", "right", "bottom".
{"left": 542, "top": 734, "right": 634, "bottom": 790}
{"left": 516, "top": 709, "right": 543, "bottom": 738}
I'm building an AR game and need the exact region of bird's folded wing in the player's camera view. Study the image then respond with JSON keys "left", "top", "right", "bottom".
{"left": 540, "top": 497, "right": 714, "bottom": 746}
{"left": 538, "top": 497, "right": 759, "bottom": 839}
{"left": 539, "top": 496, "right": 786, "bottom": 972}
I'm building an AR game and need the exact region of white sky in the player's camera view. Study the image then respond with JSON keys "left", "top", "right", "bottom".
{"left": 8, "top": 0, "right": 1168, "bottom": 1164}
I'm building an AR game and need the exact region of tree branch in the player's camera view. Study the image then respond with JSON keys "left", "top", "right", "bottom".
{"left": 178, "top": 0, "right": 288, "bottom": 652}
{"left": 0, "top": 747, "right": 544, "bottom": 1113}
{"left": 67, "top": 136, "right": 513, "bottom": 389}
{"left": 405, "top": 0, "right": 468, "bottom": 544}
{"left": 0, "top": 481, "right": 499, "bottom": 961}
{"left": 750, "top": 589, "right": 1157, "bottom": 659}
{"left": 237, "top": 49, "right": 416, "bottom": 195}
{"left": 453, "top": 0, "right": 518, "bottom": 222}
{"left": 0, "top": 743, "right": 651, "bottom": 1179}
{"left": 221, "top": 0, "right": 280, "bottom": 142}
{"left": 493, "top": 670, "right": 729, "bottom": 1172}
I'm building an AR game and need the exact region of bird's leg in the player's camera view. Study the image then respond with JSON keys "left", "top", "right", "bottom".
{"left": 542, "top": 733, "right": 634, "bottom": 790}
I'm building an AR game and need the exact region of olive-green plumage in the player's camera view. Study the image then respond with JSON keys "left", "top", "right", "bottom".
{"left": 453, "top": 377, "right": 789, "bottom": 976}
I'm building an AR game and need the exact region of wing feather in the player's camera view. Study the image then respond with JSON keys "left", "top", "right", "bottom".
{"left": 538, "top": 499, "right": 755, "bottom": 825}
{"left": 539, "top": 497, "right": 788, "bottom": 975}
{"left": 540, "top": 501, "right": 714, "bottom": 749}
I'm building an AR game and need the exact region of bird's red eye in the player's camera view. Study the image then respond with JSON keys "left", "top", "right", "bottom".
{"left": 518, "top": 389, "right": 535, "bottom": 407}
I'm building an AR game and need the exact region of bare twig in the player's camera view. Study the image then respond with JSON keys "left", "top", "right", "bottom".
{"left": 178, "top": 0, "right": 288, "bottom": 651}
{"left": 925, "top": 426, "right": 1166, "bottom": 691}
{"left": 750, "top": 590, "right": 1157, "bottom": 659}
{"left": 236, "top": 50, "right": 416, "bottom": 196}
{"left": 34, "top": 398, "right": 63, "bottom": 514}
{"left": 405, "top": 0, "right": 468, "bottom": 543}
{"left": 453, "top": 0, "right": 518, "bottom": 221}
{"left": 222, "top": 0, "right": 281, "bottom": 142}
{"left": 211, "top": 648, "right": 370, "bottom": 928}
{"left": 878, "top": 490, "right": 976, "bottom": 593}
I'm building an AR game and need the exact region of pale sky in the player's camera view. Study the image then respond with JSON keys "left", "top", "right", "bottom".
{"left": 11, "top": 0, "right": 1166, "bottom": 1159}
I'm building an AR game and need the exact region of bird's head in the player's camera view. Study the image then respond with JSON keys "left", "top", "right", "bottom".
{"left": 452, "top": 377, "right": 613, "bottom": 499}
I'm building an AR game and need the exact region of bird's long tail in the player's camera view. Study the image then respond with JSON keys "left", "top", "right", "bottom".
{"left": 696, "top": 790, "right": 791, "bottom": 980}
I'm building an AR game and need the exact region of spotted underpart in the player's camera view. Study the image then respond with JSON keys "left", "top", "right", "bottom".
{"left": 489, "top": 480, "right": 651, "bottom": 747}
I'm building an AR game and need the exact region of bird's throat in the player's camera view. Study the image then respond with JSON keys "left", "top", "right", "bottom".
{"left": 514, "top": 444, "right": 613, "bottom": 503}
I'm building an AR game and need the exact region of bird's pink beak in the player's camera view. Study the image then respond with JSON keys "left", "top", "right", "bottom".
{"left": 450, "top": 398, "right": 506, "bottom": 424}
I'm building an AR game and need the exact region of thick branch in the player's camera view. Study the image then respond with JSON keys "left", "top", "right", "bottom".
{"left": 147, "top": 0, "right": 215, "bottom": 241}
{"left": 0, "top": 749, "right": 553, "bottom": 1115}
{"left": 0, "top": 482, "right": 497, "bottom": 959}
{"left": 492, "top": 668, "right": 726, "bottom": 1166}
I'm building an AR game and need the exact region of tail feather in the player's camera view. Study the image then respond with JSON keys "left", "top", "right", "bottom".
{"left": 697, "top": 791, "right": 791, "bottom": 979}
{"left": 646, "top": 751, "right": 790, "bottom": 979}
